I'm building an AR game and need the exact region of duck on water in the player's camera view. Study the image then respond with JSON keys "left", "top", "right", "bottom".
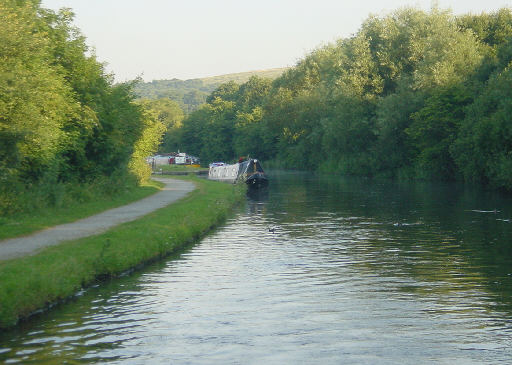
{"left": 208, "top": 158, "right": 268, "bottom": 188}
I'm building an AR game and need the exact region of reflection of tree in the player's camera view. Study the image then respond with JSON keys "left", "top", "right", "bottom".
{"left": 267, "top": 172, "right": 512, "bottom": 317}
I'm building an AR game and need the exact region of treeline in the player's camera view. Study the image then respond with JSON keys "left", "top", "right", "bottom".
{"left": 170, "top": 7, "right": 512, "bottom": 189}
{"left": 0, "top": 1, "right": 164, "bottom": 215}
{"left": 134, "top": 69, "right": 287, "bottom": 114}
{"left": 134, "top": 79, "right": 211, "bottom": 113}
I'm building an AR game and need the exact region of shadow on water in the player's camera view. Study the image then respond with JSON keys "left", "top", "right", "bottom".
{"left": 246, "top": 185, "right": 269, "bottom": 202}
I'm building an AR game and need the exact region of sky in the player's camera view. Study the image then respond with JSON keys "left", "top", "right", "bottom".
{"left": 40, "top": 0, "right": 512, "bottom": 82}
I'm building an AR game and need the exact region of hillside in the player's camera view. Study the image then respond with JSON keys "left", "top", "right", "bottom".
{"left": 134, "top": 68, "right": 287, "bottom": 113}
{"left": 198, "top": 68, "right": 287, "bottom": 86}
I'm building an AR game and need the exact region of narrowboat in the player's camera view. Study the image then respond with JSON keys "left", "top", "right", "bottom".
{"left": 208, "top": 159, "right": 268, "bottom": 188}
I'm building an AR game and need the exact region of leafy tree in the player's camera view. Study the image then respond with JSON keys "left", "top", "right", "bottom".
{"left": 233, "top": 107, "right": 265, "bottom": 158}
{"left": 129, "top": 107, "right": 166, "bottom": 182}
{"left": 452, "top": 64, "right": 512, "bottom": 188}
{"left": 457, "top": 9, "right": 512, "bottom": 48}
{"left": 182, "top": 90, "right": 207, "bottom": 113}
{"left": 0, "top": 1, "right": 157, "bottom": 214}
{"left": 189, "top": 98, "right": 236, "bottom": 163}
{"left": 235, "top": 76, "right": 272, "bottom": 111}
{"left": 138, "top": 98, "right": 184, "bottom": 153}
{"left": 179, "top": 96, "right": 236, "bottom": 163}
{"left": 206, "top": 81, "right": 240, "bottom": 103}
{"left": 0, "top": 1, "right": 77, "bottom": 181}
{"left": 407, "top": 85, "right": 472, "bottom": 179}
{"left": 374, "top": 80, "right": 425, "bottom": 177}
{"left": 165, "top": 6, "right": 512, "bottom": 190}
{"left": 411, "top": 9, "right": 483, "bottom": 90}
{"left": 320, "top": 93, "right": 377, "bottom": 175}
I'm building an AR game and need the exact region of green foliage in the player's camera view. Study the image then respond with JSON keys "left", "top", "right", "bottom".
{"left": 0, "top": 178, "right": 159, "bottom": 240}
{"left": 321, "top": 93, "right": 377, "bottom": 175}
{"left": 169, "top": 8, "right": 512, "bottom": 185}
{"left": 0, "top": 176, "right": 244, "bottom": 328}
{"left": 0, "top": 1, "right": 77, "bottom": 182}
{"left": 206, "top": 81, "right": 240, "bottom": 103}
{"left": 161, "top": 6, "right": 512, "bottom": 189}
{"left": 457, "top": 9, "right": 512, "bottom": 48}
{"left": 4, "top": 3, "right": 511, "bottom": 192}
{"left": 234, "top": 107, "right": 267, "bottom": 159}
{"left": 196, "top": 98, "right": 237, "bottom": 162}
{"left": 137, "top": 98, "right": 184, "bottom": 154}
{"left": 133, "top": 69, "right": 287, "bottom": 113}
{"left": 410, "top": 9, "right": 484, "bottom": 90}
{"left": 407, "top": 86, "right": 473, "bottom": 179}
{"left": 134, "top": 78, "right": 210, "bottom": 113}
{"left": 179, "top": 77, "right": 275, "bottom": 164}
{"left": 0, "top": 1, "right": 161, "bottom": 215}
{"left": 452, "top": 62, "right": 512, "bottom": 188}
{"left": 129, "top": 108, "right": 166, "bottom": 183}
{"left": 374, "top": 80, "right": 425, "bottom": 176}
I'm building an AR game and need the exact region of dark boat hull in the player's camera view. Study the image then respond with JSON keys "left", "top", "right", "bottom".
{"left": 245, "top": 172, "right": 268, "bottom": 188}
{"left": 209, "top": 158, "right": 268, "bottom": 189}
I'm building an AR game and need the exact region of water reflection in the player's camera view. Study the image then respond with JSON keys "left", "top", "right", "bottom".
{"left": 1, "top": 171, "right": 512, "bottom": 363}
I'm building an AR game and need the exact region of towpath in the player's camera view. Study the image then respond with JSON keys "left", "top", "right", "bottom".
{"left": 0, "top": 177, "right": 195, "bottom": 262}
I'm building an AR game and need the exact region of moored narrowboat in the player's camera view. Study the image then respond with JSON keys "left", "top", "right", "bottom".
{"left": 208, "top": 159, "right": 268, "bottom": 188}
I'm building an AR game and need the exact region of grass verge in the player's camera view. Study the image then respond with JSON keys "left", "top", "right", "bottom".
{"left": 0, "top": 176, "right": 244, "bottom": 328}
{"left": 156, "top": 165, "right": 208, "bottom": 173}
{"left": 0, "top": 180, "right": 163, "bottom": 240}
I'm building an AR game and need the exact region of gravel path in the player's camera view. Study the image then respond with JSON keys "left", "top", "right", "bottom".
{"left": 0, "top": 177, "right": 195, "bottom": 261}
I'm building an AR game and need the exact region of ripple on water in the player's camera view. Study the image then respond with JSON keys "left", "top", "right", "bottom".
{"left": 2, "top": 173, "right": 512, "bottom": 363}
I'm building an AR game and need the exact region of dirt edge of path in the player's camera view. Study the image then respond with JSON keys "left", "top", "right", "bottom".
{"left": 0, "top": 177, "right": 195, "bottom": 261}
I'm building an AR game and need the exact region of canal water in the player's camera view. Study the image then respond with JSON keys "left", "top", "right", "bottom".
{"left": 2, "top": 171, "right": 512, "bottom": 364}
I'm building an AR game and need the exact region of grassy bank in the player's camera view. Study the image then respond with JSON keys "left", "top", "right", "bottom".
{"left": 156, "top": 164, "right": 208, "bottom": 173}
{"left": 0, "top": 180, "right": 163, "bottom": 240}
{"left": 0, "top": 176, "right": 244, "bottom": 328}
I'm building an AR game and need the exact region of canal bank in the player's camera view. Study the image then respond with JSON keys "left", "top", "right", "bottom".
{"left": 0, "top": 178, "right": 196, "bottom": 261}
{"left": 3, "top": 171, "right": 512, "bottom": 363}
{"left": 0, "top": 176, "right": 244, "bottom": 328}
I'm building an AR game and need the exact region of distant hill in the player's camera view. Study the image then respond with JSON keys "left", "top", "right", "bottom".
{"left": 134, "top": 68, "right": 287, "bottom": 113}
{"left": 197, "top": 68, "right": 287, "bottom": 86}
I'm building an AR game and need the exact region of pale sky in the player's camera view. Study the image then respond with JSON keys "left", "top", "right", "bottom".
{"left": 40, "top": 0, "right": 512, "bottom": 82}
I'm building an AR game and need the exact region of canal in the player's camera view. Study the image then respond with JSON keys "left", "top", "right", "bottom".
{"left": 2, "top": 171, "right": 512, "bottom": 364}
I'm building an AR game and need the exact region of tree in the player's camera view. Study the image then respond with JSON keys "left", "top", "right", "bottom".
{"left": 235, "top": 76, "right": 272, "bottom": 112}
{"left": 129, "top": 107, "right": 166, "bottom": 183}
{"left": 452, "top": 64, "right": 512, "bottom": 188}
{"left": 374, "top": 80, "right": 425, "bottom": 177}
{"left": 321, "top": 93, "right": 377, "bottom": 175}
{"left": 407, "top": 85, "right": 472, "bottom": 179}
{"left": 0, "top": 1, "right": 77, "bottom": 181}
{"left": 412, "top": 9, "right": 483, "bottom": 90}
{"left": 138, "top": 98, "right": 184, "bottom": 153}
{"left": 206, "top": 81, "right": 239, "bottom": 103}
{"left": 457, "top": 9, "right": 512, "bottom": 48}
{"left": 159, "top": 6, "right": 512, "bottom": 189}
{"left": 0, "top": 1, "right": 155, "bottom": 214}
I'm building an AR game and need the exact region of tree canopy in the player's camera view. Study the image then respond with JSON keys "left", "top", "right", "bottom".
{"left": 170, "top": 7, "right": 512, "bottom": 190}
{"left": 0, "top": 1, "right": 168, "bottom": 214}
